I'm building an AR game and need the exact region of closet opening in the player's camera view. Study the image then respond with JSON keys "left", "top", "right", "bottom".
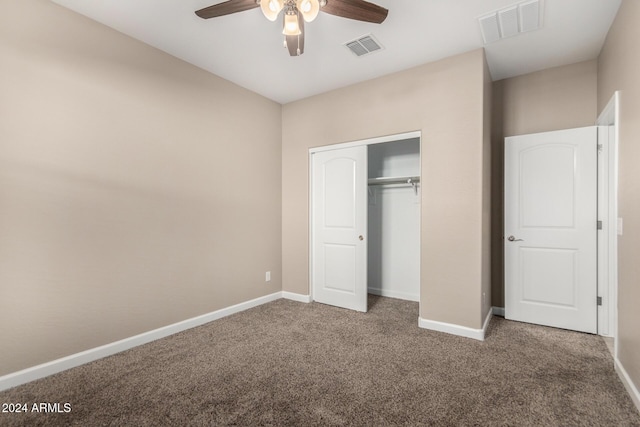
{"left": 309, "top": 131, "right": 421, "bottom": 312}
{"left": 367, "top": 138, "right": 421, "bottom": 303}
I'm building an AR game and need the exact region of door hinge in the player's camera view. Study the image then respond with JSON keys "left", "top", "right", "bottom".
{"left": 597, "top": 144, "right": 604, "bottom": 152}
{"left": 597, "top": 220, "right": 603, "bottom": 230}
{"left": 597, "top": 296, "right": 603, "bottom": 306}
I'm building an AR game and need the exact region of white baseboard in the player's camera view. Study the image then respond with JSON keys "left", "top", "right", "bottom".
{"left": 419, "top": 309, "right": 492, "bottom": 341}
{"left": 282, "top": 291, "right": 312, "bottom": 303}
{"left": 368, "top": 287, "right": 419, "bottom": 302}
{"left": 492, "top": 306, "right": 505, "bottom": 317}
{"left": 615, "top": 357, "right": 640, "bottom": 413}
{"left": 0, "top": 292, "right": 282, "bottom": 392}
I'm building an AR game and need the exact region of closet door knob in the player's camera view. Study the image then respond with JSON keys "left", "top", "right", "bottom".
{"left": 359, "top": 235, "right": 364, "bottom": 241}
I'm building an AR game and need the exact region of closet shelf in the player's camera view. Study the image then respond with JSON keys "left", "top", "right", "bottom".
{"left": 367, "top": 176, "right": 420, "bottom": 186}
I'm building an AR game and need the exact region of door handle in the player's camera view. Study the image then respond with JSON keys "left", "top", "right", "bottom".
{"left": 359, "top": 235, "right": 364, "bottom": 241}
{"left": 507, "top": 235, "right": 524, "bottom": 242}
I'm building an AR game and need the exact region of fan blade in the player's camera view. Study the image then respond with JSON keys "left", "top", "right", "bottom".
{"left": 195, "top": 0, "right": 259, "bottom": 19}
{"left": 286, "top": 13, "right": 305, "bottom": 56}
{"left": 322, "top": 0, "right": 388, "bottom": 24}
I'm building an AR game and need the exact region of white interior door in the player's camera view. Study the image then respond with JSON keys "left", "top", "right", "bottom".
{"left": 311, "top": 146, "right": 367, "bottom": 312}
{"left": 505, "top": 127, "right": 597, "bottom": 333}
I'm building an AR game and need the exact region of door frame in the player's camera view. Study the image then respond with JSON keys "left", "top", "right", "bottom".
{"left": 596, "top": 92, "right": 620, "bottom": 344}
{"left": 308, "top": 130, "right": 422, "bottom": 309}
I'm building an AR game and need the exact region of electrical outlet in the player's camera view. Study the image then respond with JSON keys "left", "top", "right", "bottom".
{"left": 265, "top": 271, "right": 271, "bottom": 282}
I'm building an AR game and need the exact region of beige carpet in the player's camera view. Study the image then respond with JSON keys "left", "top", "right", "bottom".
{"left": 1, "top": 295, "right": 639, "bottom": 426}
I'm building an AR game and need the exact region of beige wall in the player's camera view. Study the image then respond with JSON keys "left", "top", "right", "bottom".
{"left": 282, "top": 49, "right": 491, "bottom": 329}
{"left": 0, "top": 0, "right": 282, "bottom": 375}
{"left": 491, "top": 60, "right": 598, "bottom": 307}
{"left": 482, "top": 54, "right": 493, "bottom": 318}
{"left": 598, "top": 0, "right": 640, "bottom": 401}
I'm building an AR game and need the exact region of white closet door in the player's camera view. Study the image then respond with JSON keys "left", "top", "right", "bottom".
{"left": 311, "top": 146, "right": 368, "bottom": 312}
{"left": 505, "top": 127, "right": 597, "bottom": 333}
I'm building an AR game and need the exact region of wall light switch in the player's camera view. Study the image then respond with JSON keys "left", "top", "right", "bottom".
{"left": 617, "top": 218, "right": 623, "bottom": 236}
{"left": 265, "top": 271, "right": 271, "bottom": 282}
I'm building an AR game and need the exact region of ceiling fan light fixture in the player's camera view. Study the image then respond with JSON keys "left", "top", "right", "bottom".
{"left": 196, "top": 0, "right": 388, "bottom": 56}
{"left": 296, "top": 0, "right": 320, "bottom": 22}
{"left": 260, "top": 0, "right": 283, "bottom": 21}
{"left": 282, "top": 13, "right": 302, "bottom": 35}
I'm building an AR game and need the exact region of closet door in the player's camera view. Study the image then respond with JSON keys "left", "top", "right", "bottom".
{"left": 311, "top": 146, "right": 368, "bottom": 312}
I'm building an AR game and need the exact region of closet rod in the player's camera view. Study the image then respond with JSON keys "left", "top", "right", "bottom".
{"left": 367, "top": 176, "right": 420, "bottom": 186}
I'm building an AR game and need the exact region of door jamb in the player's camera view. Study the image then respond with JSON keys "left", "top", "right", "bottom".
{"left": 596, "top": 92, "right": 619, "bottom": 348}
{"left": 309, "top": 131, "right": 421, "bottom": 154}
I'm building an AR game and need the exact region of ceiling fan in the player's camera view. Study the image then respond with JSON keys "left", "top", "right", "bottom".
{"left": 195, "top": 0, "right": 388, "bottom": 56}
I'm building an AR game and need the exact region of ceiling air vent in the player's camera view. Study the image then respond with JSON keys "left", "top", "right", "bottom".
{"left": 478, "top": 0, "right": 543, "bottom": 44}
{"left": 345, "top": 34, "right": 383, "bottom": 57}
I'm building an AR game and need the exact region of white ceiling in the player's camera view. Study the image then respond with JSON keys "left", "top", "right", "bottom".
{"left": 50, "top": 0, "right": 621, "bottom": 104}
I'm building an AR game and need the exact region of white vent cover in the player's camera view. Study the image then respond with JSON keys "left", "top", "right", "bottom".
{"left": 345, "top": 34, "right": 383, "bottom": 57}
{"left": 479, "top": 13, "right": 501, "bottom": 44}
{"left": 520, "top": 0, "right": 541, "bottom": 32}
{"left": 499, "top": 6, "right": 519, "bottom": 39}
{"left": 479, "top": 0, "right": 542, "bottom": 44}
